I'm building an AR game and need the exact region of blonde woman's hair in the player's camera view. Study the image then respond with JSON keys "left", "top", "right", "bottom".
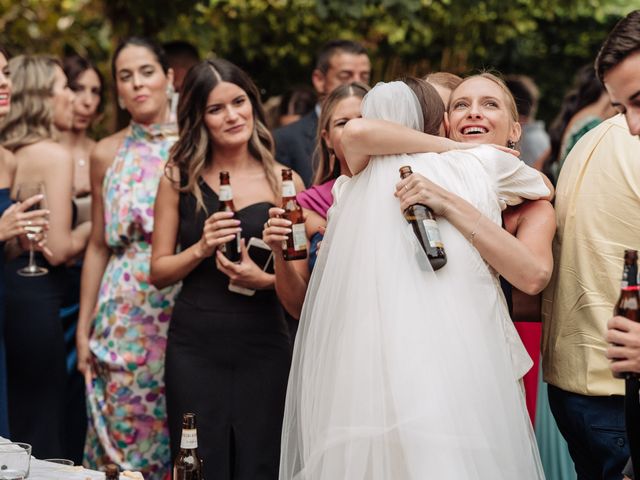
{"left": 313, "top": 82, "right": 370, "bottom": 186}
{"left": 0, "top": 55, "right": 61, "bottom": 151}
{"left": 168, "top": 59, "right": 278, "bottom": 214}
{"left": 424, "top": 71, "right": 463, "bottom": 91}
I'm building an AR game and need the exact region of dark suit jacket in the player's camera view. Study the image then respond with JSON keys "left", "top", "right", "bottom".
{"left": 273, "top": 110, "right": 318, "bottom": 187}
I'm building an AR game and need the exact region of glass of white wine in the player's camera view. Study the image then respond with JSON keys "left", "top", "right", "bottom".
{"left": 16, "top": 182, "right": 48, "bottom": 277}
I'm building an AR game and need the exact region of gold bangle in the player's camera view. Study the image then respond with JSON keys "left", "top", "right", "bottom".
{"left": 469, "top": 213, "right": 483, "bottom": 246}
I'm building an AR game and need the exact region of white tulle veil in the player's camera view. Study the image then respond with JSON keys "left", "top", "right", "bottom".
{"left": 361, "top": 81, "right": 424, "bottom": 132}
{"left": 279, "top": 81, "right": 545, "bottom": 480}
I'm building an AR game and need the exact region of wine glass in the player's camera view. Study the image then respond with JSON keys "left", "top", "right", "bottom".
{"left": 0, "top": 442, "right": 31, "bottom": 479}
{"left": 16, "top": 182, "right": 48, "bottom": 277}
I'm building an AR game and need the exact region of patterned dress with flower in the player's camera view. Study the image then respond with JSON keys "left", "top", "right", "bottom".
{"left": 84, "top": 121, "right": 179, "bottom": 479}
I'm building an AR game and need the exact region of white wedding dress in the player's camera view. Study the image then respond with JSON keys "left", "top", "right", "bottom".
{"left": 279, "top": 82, "right": 548, "bottom": 480}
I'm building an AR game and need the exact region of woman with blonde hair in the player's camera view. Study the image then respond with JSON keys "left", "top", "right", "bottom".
{"left": 0, "top": 46, "right": 50, "bottom": 439}
{"left": 0, "top": 54, "right": 87, "bottom": 458}
{"left": 151, "top": 58, "right": 303, "bottom": 478}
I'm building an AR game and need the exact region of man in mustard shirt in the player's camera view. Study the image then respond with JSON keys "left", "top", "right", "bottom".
{"left": 600, "top": 11, "right": 640, "bottom": 479}
{"left": 542, "top": 9, "right": 640, "bottom": 480}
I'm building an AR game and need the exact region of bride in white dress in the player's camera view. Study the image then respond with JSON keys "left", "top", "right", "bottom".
{"left": 279, "top": 81, "right": 548, "bottom": 480}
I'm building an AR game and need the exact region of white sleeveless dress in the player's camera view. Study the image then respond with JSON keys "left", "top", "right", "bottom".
{"left": 279, "top": 82, "right": 548, "bottom": 480}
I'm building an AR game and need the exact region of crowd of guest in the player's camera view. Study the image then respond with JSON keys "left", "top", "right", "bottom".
{"left": 0, "top": 9, "right": 638, "bottom": 479}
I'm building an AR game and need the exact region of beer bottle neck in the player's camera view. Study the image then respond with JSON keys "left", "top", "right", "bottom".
{"left": 621, "top": 263, "right": 639, "bottom": 289}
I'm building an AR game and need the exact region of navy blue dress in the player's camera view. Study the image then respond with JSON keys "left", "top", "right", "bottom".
{"left": 0, "top": 187, "right": 12, "bottom": 437}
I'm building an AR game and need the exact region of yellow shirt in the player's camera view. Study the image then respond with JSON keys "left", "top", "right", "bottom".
{"left": 542, "top": 114, "right": 640, "bottom": 396}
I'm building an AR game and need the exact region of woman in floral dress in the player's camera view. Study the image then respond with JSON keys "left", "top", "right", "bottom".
{"left": 76, "top": 37, "right": 177, "bottom": 479}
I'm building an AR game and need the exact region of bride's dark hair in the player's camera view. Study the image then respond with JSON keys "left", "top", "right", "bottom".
{"left": 400, "top": 76, "right": 445, "bottom": 136}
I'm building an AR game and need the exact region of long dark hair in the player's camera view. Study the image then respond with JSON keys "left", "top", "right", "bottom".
{"left": 63, "top": 54, "right": 104, "bottom": 113}
{"left": 111, "top": 37, "right": 169, "bottom": 80}
{"left": 169, "top": 58, "right": 278, "bottom": 212}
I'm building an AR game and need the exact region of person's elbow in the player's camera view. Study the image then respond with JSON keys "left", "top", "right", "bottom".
{"left": 342, "top": 119, "right": 368, "bottom": 150}
{"left": 149, "top": 261, "right": 170, "bottom": 290}
{"left": 46, "top": 250, "right": 70, "bottom": 267}
{"left": 519, "top": 264, "right": 552, "bottom": 295}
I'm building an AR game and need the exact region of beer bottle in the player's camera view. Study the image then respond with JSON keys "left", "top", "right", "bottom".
{"left": 399, "top": 166, "right": 447, "bottom": 271}
{"left": 612, "top": 249, "right": 640, "bottom": 379}
{"left": 105, "top": 464, "right": 119, "bottom": 480}
{"left": 218, "top": 171, "right": 241, "bottom": 263}
{"left": 280, "top": 169, "right": 307, "bottom": 261}
{"left": 173, "top": 412, "right": 203, "bottom": 480}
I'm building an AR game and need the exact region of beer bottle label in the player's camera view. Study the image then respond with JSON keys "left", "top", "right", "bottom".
{"left": 422, "top": 219, "right": 443, "bottom": 248}
{"left": 622, "top": 296, "right": 639, "bottom": 310}
{"left": 282, "top": 180, "right": 296, "bottom": 198}
{"left": 292, "top": 223, "right": 306, "bottom": 251}
{"left": 219, "top": 185, "right": 233, "bottom": 202}
{"left": 180, "top": 428, "right": 198, "bottom": 449}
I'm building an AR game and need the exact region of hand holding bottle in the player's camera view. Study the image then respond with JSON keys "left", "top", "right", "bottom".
{"left": 216, "top": 239, "right": 273, "bottom": 290}
{"left": 395, "top": 171, "right": 452, "bottom": 217}
{"left": 606, "top": 315, "right": 640, "bottom": 376}
{"left": 262, "top": 207, "right": 292, "bottom": 256}
{"left": 195, "top": 211, "right": 242, "bottom": 259}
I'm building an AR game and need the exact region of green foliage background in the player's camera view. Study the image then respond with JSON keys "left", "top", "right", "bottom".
{"left": 1, "top": 0, "right": 638, "bottom": 132}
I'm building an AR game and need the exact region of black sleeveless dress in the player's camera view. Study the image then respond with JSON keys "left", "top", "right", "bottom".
{"left": 165, "top": 179, "right": 291, "bottom": 480}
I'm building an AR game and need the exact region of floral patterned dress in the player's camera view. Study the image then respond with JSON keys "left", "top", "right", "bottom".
{"left": 84, "top": 121, "right": 179, "bottom": 479}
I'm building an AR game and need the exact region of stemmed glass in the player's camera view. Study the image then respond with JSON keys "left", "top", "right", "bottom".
{"left": 16, "top": 182, "right": 48, "bottom": 277}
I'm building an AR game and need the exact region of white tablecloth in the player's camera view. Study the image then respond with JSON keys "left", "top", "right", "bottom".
{"left": 0, "top": 437, "right": 122, "bottom": 479}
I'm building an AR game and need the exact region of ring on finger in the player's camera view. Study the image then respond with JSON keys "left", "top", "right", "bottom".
{"left": 26, "top": 220, "right": 32, "bottom": 226}
{"left": 404, "top": 185, "right": 409, "bottom": 191}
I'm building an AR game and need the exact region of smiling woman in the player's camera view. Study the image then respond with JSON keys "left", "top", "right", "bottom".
{"left": 448, "top": 74, "right": 521, "bottom": 148}
{"left": 150, "top": 58, "right": 304, "bottom": 478}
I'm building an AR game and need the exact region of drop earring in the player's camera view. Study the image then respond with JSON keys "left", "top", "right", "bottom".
{"left": 507, "top": 140, "right": 516, "bottom": 149}
{"left": 117, "top": 96, "right": 125, "bottom": 109}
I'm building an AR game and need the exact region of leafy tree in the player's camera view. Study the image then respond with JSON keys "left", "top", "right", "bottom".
{"left": 1, "top": 0, "right": 638, "bottom": 130}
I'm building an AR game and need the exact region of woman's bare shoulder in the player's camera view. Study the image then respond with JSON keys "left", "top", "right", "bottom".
{"left": 0, "top": 147, "right": 16, "bottom": 187}
{"left": 21, "top": 140, "right": 72, "bottom": 166}
{"left": 91, "top": 128, "right": 127, "bottom": 166}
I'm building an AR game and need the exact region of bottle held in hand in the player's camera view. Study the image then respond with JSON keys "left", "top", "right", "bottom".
{"left": 173, "top": 412, "right": 204, "bottom": 480}
{"left": 399, "top": 166, "right": 447, "bottom": 271}
{"left": 280, "top": 168, "right": 307, "bottom": 261}
{"left": 612, "top": 249, "right": 640, "bottom": 379}
{"left": 105, "top": 464, "right": 119, "bottom": 480}
{"left": 217, "top": 171, "right": 241, "bottom": 263}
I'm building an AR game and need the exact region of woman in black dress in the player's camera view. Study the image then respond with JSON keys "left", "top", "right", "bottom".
{"left": 151, "top": 59, "right": 304, "bottom": 479}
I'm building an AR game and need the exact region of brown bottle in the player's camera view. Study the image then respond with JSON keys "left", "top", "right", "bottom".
{"left": 280, "top": 169, "right": 307, "bottom": 261}
{"left": 105, "top": 464, "right": 119, "bottom": 480}
{"left": 217, "top": 171, "right": 241, "bottom": 263}
{"left": 612, "top": 249, "right": 640, "bottom": 379}
{"left": 173, "top": 412, "right": 204, "bottom": 480}
{"left": 399, "top": 166, "right": 447, "bottom": 270}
